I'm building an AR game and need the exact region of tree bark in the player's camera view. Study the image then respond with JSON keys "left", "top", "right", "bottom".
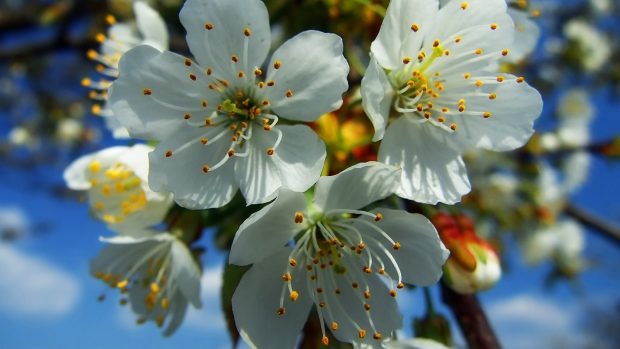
{"left": 440, "top": 283, "right": 501, "bottom": 349}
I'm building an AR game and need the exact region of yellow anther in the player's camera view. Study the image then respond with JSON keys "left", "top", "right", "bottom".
{"left": 273, "top": 60, "right": 282, "bottom": 69}
{"left": 450, "top": 123, "right": 458, "bottom": 131}
{"left": 483, "top": 111, "right": 492, "bottom": 118}
{"left": 286, "top": 89, "right": 294, "bottom": 98}
{"left": 411, "top": 23, "right": 420, "bottom": 32}
{"left": 105, "top": 15, "right": 116, "bottom": 25}
{"left": 475, "top": 80, "right": 483, "bottom": 87}
{"left": 81, "top": 77, "right": 91, "bottom": 87}
{"left": 393, "top": 242, "right": 401, "bottom": 250}
{"left": 276, "top": 307, "right": 286, "bottom": 316}
{"left": 432, "top": 39, "right": 440, "bottom": 48}
{"left": 165, "top": 150, "right": 173, "bottom": 158}
{"left": 474, "top": 48, "right": 483, "bottom": 55}
{"left": 437, "top": 116, "right": 446, "bottom": 123}
{"left": 364, "top": 290, "right": 371, "bottom": 299}
{"left": 150, "top": 283, "right": 160, "bottom": 293}
{"left": 89, "top": 160, "right": 101, "bottom": 173}
{"left": 497, "top": 76, "right": 505, "bottom": 82}
{"left": 423, "top": 112, "right": 432, "bottom": 119}
{"left": 266, "top": 147, "right": 275, "bottom": 156}
{"left": 290, "top": 291, "right": 299, "bottom": 301}
{"left": 95, "top": 33, "right": 106, "bottom": 43}
{"left": 202, "top": 165, "right": 210, "bottom": 173}
{"left": 358, "top": 329, "right": 367, "bottom": 339}
{"left": 374, "top": 212, "right": 383, "bottom": 222}
{"left": 231, "top": 55, "right": 239, "bottom": 63}
{"left": 184, "top": 58, "right": 192, "bottom": 66}
{"left": 516, "top": 76, "right": 525, "bottom": 83}
{"left": 402, "top": 57, "right": 412, "bottom": 64}
{"left": 331, "top": 322, "right": 339, "bottom": 331}
{"left": 321, "top": 336, "right": 329, "bottom": 346}
{"left": 189, "top": 73, "right": 197, "bottom": 81}
{"left": 460, "top": 1, "right": 468, "bottom": 9}
{"left": 455, "top": 35, "right": 462, "bottom": 43}
{"left": 227, "top": 149, "right": 235, "bottom": 157}
{"left": 156, "top": 315, "right": 165, "bottom": 327}
{"left": 205, "top": 22, "right": 214, "bottom": 30}
{"left": 254, "top": 68, "right": 262, "bottom": 76}
{"left": 161, "top": 298, "right": 170, "bottom": 310}
{"left": 206, "top": 67, "right": 213, "bottom": 75}
{"left": 490, "top": 23, "right": 498, "bottom": 30}
{"left": 364, "top": 303, "right": 371, "bottom": 311}
{"left": 489, "top": 93, "right": 497, "bottom": 100}
{"left": 267, "top": 80, "right": 275, "bottom": 87}
{"left": 117, "top": 279, "right": 129, "bottom": 289}
{"left": 501, "top": 48, "right": 509, "bottom": 56}
{"left": 281, "top": 272, "right": 292, "bottom": 282}
{"left": 257, "top": 81, "right": 265, "bottom": 88}
{"left": 458, "top": 105, "right": 465, "bottom": 112}
{"left": 86, "top": 49, "right": 97, "bottom": 60}
{"left": 289, "top": 258, "right": 297, "bottom": 267}
{"left": 183, "top": 113, "right": 192, "bottom": 120}
{"left": 238, "top": 71, "right": 245, "bottom": 78}
{"left": 389, "top": 289, "right": 397, "bottom": 297}
{"left": 243, "top": 27, "right": 252, "bottom": 36}
{"left": 373, "top": 332, "right": 382, "bottom": 340}
{"left": 397, "top": 282, "right": 405, "bottom": 289}
{"left": 294, "top": 211, "right": 304, "bottom": 224}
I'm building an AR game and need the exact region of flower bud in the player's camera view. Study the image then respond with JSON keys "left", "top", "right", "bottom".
{"left": 432, "top": 213, "right": 501, "bottom": 294}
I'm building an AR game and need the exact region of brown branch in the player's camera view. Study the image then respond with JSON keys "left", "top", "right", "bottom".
{"left": 565, "top": 203, "right": 620, "bottom": 247}
{"left": 440, "top": 283, "right": 502, "bottom": 349}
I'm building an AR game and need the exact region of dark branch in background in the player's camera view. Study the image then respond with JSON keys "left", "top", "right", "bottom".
{"left": 565, "top": 203, "right": 620, "bottom": 247}
{"left": 440, "top": 283, "right": 502, "bottom": 349}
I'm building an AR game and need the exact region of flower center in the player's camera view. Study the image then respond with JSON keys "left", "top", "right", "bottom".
{"left": 274, "top": 209, "right": 404, "bottom": 344}
{"left": 87, "top": 160, "right": 147, "bottom": 224}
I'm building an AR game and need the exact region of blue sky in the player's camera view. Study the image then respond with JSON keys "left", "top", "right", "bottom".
{"left": 1, "top": 92, "right": 619, "bottom": 349}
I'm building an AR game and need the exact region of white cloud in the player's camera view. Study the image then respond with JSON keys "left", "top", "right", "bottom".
{"left": 0, "top": 244, "right": 81, "bottom": 317}
{"left": 0, "top": 206, "right": 29, "bottom": 238}
{"left": 487, "top": 294, "right": 582, "bottom": 349}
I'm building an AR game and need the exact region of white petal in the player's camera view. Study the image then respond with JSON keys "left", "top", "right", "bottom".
{"left": 149, "top": 122, "right": 238, "bottom": 209}
{"left": 230, "top": 190, "right": 307, "bottom": 266}
{"left": 386, "top": 338, "right": 451, "bottom": 349}
{"left": 314, "top": 162, "right": 400, "bottom": 212}
{"left": 134, "top": 1, "right": 169, "bottom": 51}
{"left": 370, "top": 0, "right": 439, "bottom": 69}
{"left": 378, "top": 117, "right": 471, "bottom": 204}
{"left": 170, "top": 239, "right": 202, "bottom": 308}
{"left": 179, "top": 0, "right": 270, "bottom": 79}
{"left": 447, "top": 77, "right": 542, "bottom": 151}
{"left": 163, "top": 293, "right": 189, "bottom": 336}
{"left": 367, "top": 208, "right": 449, "bottom": 286}
{"left": 235, "top": 125, "right": 326, "bottom": 205}
{"left": 232, "top": 248, "right": 313, "bottom": 349}
{"left": 361, "top": 57, "right": 393, "bottom": 142}
{"left": 266, "top": 30, "right": 349, "bottom": 122}
{"left": 63, "top": 146, "right": 130, "bottom": 190}
{"left": 506, "top": 8, "right": 540, "bottom": 62}
{"left": 109, "top": 45, "right": 220, "bottom": 140}
{"left": 324, "top": 253, "right": 402, "bottom": 346}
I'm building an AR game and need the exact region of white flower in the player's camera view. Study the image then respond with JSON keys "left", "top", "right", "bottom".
{"left": 563, "top": 19, "right": 611, "bottom": 72}
{"left": 521, "top": 219, "right": 585, "bottom": 267}
{"left": 91, "top": 230, "right": 202, "bottom": 336}
{"left": 590, "top": 0, "right": 612, "bottom": 14}
{"left": 362, "top": 0, "right": 542, "bottom": 204}
{"left": 386, "top": 338, "right": 451, "bottom": 349}
{"left": 229, "top": 162, "right": 448, "bottom": 348}
{"left": 505, "top": 1, "right": 541, "bottom": 62}
{"left": 64, "top": 144, "right": 173, "bottom": 231}
{"left": 561, "top": 151, "right": 591, "bottom": 193}
{"left": 84, "top": 1, "right": 169, "bottom": 138}
{"left": 109, "top": 0, "right": 349, "bottom": 209}
{"left": 55, "top": 118, "right": 83, "bottom": 144}
{"left": 556, "top": 88, "right": 594, "bottom": 148}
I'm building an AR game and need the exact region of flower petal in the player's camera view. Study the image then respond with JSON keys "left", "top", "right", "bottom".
{"left": 109, "top": 45, "right": 219, "bottom": 140}
{"left": 230, "top": 190, "right": 307, "bottom": 266}
{"left": 179, "top": 0, "right": 270, "bottom": 79}
{"left": 370, "top": 0, "right": 439, "bottom": 69}
{"left": 386, "top": 338, "right": 451, "bottom": 349}
{"left": 314, "top": 162, "right": 400, "bottom": 212}
{"left": 63, "top": 146, "right": 130, "bottom": 190}
{"left": 232, "top": 248, "right": 313, "bottom": 349}
{"left": 265, "top": 30, "right": 349, "bottom": 122}
{"left": 149, "top": 122, "right": 238, "bottom": 209}
{"left": 361, "top": 57, "right": 394, "bottom": 142}
{"left": 323, "top": 253, "right": 402, "bottom": 347}
{"left": 235, "top": 125, "right": 326, "bottom": 205}
{"left": 366, "top": 208, "right": 449, "bottom": 286}
{"left": 378, "top": 117, "right": 471, "bottom": 204}
{"left": 170, "top": 239, "right": 202, "bottom": 308}
{"left": 446, "top": 77, "right": 542, "bottom": 151}
{"left": 134, "top": 1, "right": 169, "bottom": 51}
{"left": 506, "top": 8, "right": 540, "bottom": 62}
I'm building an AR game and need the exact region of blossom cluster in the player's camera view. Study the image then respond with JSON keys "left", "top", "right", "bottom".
{"left": 65, "top": 0, "right": 546, "bottom": 347}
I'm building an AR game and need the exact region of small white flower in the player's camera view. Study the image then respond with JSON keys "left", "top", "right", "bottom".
{"left": 91, "top": 230, "right": 202, "bottom": 336}
{"left": 229, "top": 163, "right": 448, "bottom": 348}
{"left": 85, "top": 1, "right": 169, "bottom": 138}
{"left": 563, "top": 19, "right": 611, "bottom": 72}
{"left": 521, "top": 219, "right": 585, "bottom": 267}
{"left": 55, "top": 118, "right": 83, "bottom": 144}
{"left": 109, "top": 0, "right": 349, "bottom": 209}
{"left": 556, "top": 88, "right": 594, "bottom": 148}
{"left": 64, "top": 144, "right": 173, "bottom": 231}
{"left": 362, "top": 0, "right": 542, "bottom": 204}
{"left": 505, "top": 1, "right": 541, "bottom": 62}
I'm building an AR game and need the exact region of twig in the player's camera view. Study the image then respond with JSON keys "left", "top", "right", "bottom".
{"left": 440, "top": 283, "right": 502, "bottom": 349}
{"left": 565, "top": 203, "right": 620, "bottom": 247}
